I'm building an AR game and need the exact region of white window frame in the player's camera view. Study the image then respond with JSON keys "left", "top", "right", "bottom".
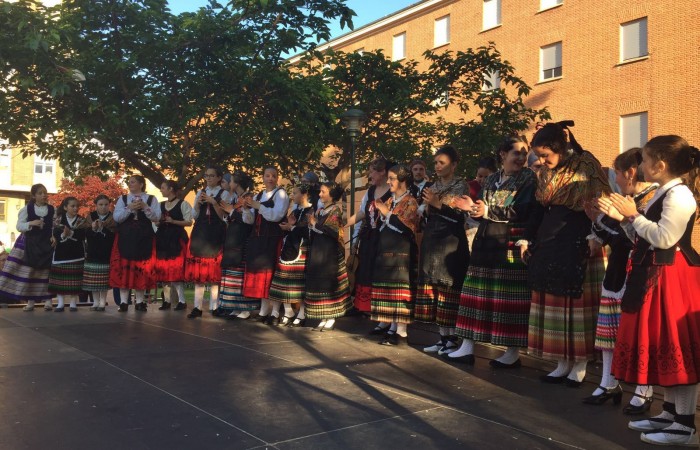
{"left": 434, "top": 15, "right": 450, "bottom": 47}
{"left": 620, "top": 17, "right": 648, "bottom": 62}
{"left": 540, "top": 42, "right": 562, "bottom": 81}
{"left": 482, "top": 70, "right": 501, "bottom": 91}
{"left": 34, "top": 156, "right": 55, "bottom": 176}
{"left": 540, "top": 0, "right": 563, "bottom": 11}
{"left": 482, "top": 0, "right": 501, "bottom": 31}
{"left": 392, "top": 32, "right": 406, "bottom": 61}
{"left": 620, "top": 112, "right": 649, "bottom": 153}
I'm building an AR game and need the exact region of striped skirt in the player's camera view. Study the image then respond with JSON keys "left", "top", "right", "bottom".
{"left": 219, "top": 265, "right": 259, "bottom": 312}
{"left": 594, "top": 294, "right": 621, "bottom": 351}
{"left": 0, "top": 234, "right": 52, "bottom": 303}
{"left": 414, "top": 284, "right": 461, "bottom": 330}
{"left": 370, "top": 281, "right": 413, "bottom": 324}
{"left": 455, "top": 265, "right": 531, "bottom": 347}
{"left": 49, "top": 261, "right": 85, "bottom": 295}
{"left": 305, "top": 269, "right": 351, "bottom": 320}
{"left": 82, "top": 261, "right": 110, "bottom": 291}
{"left": 268, "top": 246, "right": 307, "bottom": 304}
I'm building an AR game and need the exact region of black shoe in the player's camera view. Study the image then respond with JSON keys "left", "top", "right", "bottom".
{"left": 187, "top": 307, "right": 202, "bottom": 318}
{"left": 565, "top": 377, "right": 585, "bottom": 388}
{"left": 159, "top": 301, "right": 171, "bottom": 310}
{"left": 134, "top": 302, "right": 147, "bottom": 312}
{"left": 540, "top": 374, "right": 566, "bottom": 384}
{"left": 287, "top": 318, "right": 306, "bottom": 328}
{"left": 269, "top": 316, "right": 280, "bottom": 326}
{"left": 623, "top": 394, "right": 654, "bottom": 415}
{"left": 118, "top": 303, "right": 128, "bottom": 313}
{"left": 489, "top": 359, "right": 522, "bottom": 369}
{"left": 174, "top": 302, "right": 187, "bottom": 311}
{"left": 444, "top": 353, "right": 475, "bottom": 365}
{"left": 211, "top": 308, "right": 225, "bottom": 317}
{"left": 253, "top": 314, "right": 269, "bottom": 323}
{"left": 369, "top": 324, "right": 390, "bottom": 335}
{"left": 380, "top": 333, "right": 406, "bottom": 346}
{"left": 582, "top": 385, "right": 623, "bottom": 405}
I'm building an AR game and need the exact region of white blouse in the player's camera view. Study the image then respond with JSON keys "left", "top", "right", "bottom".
{"left": 17, "top": 204, "right": 50, "bottom": 232}
{"left": 113, "top": 193, "right": 161, "bottom": 223}
{"left": 242, "top": 188, "right": 289, "bottom": 223}
{"left": 193, "top": 186, "right": 231, "bottom": 220}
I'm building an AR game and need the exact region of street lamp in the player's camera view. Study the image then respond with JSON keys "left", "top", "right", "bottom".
{"left": 341, "top": 108, "right": 366, "bottom": 220}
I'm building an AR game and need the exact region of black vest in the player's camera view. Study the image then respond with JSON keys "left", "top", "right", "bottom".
{"left": 85, "top": 211, "right": 115, "bottom": 264}
{"left": 156, "top": 200, "right": 189, "bottom": 259}
{"left": 22, "top": 203, "right": 55, "bottom": 269}
{"left": 117, "top": 194, "right": 156, "bottom": 261}
{"left": 190, "top": 190, "right": 226, "bottom": 258}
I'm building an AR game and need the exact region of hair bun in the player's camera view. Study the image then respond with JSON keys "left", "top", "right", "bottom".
{"left": 689, "top": 146, "right": 700, "bottom": 168}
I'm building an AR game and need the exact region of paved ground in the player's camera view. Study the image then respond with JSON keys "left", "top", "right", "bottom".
{"left": 0, "top": 303, "right": 673, "bottom": 450}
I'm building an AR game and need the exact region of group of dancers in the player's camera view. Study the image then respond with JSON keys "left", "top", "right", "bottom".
{"left": 1, "top": 122, "right": 699, "bottom": 447}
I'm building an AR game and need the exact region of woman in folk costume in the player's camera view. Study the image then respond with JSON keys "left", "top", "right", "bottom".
{"left": 304, "top": 182, "right": 351, "bottom": 331}
{"left": 448, "top": 137, "right": 537, "bottom": 366}
{"left": 241, "top": 167, "right": 289, "bottom": 321}
{"left": 110, "top": 174, "right": 161, "bottom": 312}
{"left": 185, "top": 167, "right": 229, "bottom": 318}
{"left": 581, "top": 148, "right": 657, "bottom": 411}
{"left": 0, "top": 184, "right": 54, "bottom": 310}
{"left": 414, "top": 146, "right": 470, "bottom": 355}
{"left": 154, "top": 180, "right": 192, "bottom": 311}
{"left": 83, "top": 195, "right": 117, "bottom": 312}
{"left": 48, "top": 197, "right": 86, "bottom": 312}
{"left": 268, "top": 184, "right": 314, "bottom": 327}
{"left": 370, "top": 164, "right": 419, "bottom": 346}
{"left": 218, "top": 171, "right": 255, "bottom": 318}
{"left": 600, "top": 136, "right": 700, "bottom": 447}
{"left": 345, "top": 158, "right": 391, "bottom": 321}
{"left": 521, "top": 122, "right": 610, "bottom": 386}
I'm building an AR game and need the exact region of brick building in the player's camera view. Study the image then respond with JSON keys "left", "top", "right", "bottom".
{"left": 301, "top": 0, "right": 700, "bottom": 168}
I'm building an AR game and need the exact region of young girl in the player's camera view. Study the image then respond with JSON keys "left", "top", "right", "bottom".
{"left": 185, "top": 167, "right": 229, "bottom": 318}
{"left": 48, "top": 197, "right": 86, "bottom": 312}
{"left": 155, "top": 180, "right": 193, "bottom": 311}
{"left": 601, "top": 136, "right": 700, "bottom": 447}
{"left": 0, "top": 184, "right": 54, "bottom": 310}
{"left": 267, "top": 184, "right": 313, "bottom": 326}
{"left": 304, "top": 182, "right": 352, "bottom": 331}
{"left": 83, "top": 195, "right": 116, "bottom": 311}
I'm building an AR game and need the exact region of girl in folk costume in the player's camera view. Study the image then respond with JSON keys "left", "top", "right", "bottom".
{"left": 241, "top": 167, "right": 289, "bottom": 321}
{"left": 521, "top": 122, "right": 610, "bottom": 386}
{"left": 602, "top": 136, "right": 700, "bottom": 447}
{"left": 415, "top": 146, "right": 470, "bottom": 355}
{"left": 0, "top": 184, "right": 54, "bottom": 310}
{"left": 268, "top": 184, "right": 314, "bottom": 327}
{"left": 371, "top": 165, "right": 419, "bottom": 346}
{"left": 345, "top": 158, "right": 391, "bottom": 320}
{"left": 305, "top": 182, "right": 352, "bottom": 331}
{"left": 110, "top": 175, "right": 161, "bottom": 312}
{"left": 83, "top": 195, "right": 117, "bottom": 312}
{"left": 449, "top": 137, "right": 537, "bottom": 366}
{"left": 581, "top": 148, "right": 657, "bottom": 411}
{"left": 154, "top": 180, "right": 193, "bottom": 311}
{"left": 217, "top": 171, "right": 255, "bottom": 318}
{"left": 185, "top": 167, "right": 229, "bottom": 318}
{"left": 48, "top": 197, "right": 86, "bottom": 312}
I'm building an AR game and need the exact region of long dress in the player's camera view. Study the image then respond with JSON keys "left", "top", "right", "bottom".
{"left": 109, "top": 194, "right": 160, "bottom": 290}
{"left": 242, "top": 187, "right": 289, "bottom": 300}
{"left": 526, "top": 150, "right": 610, "bottom": 362}
{"left": 48, "top": 215, "right": 86, "bottom": 296}
{"left": 414, "top": 178, "right": 470, "bottom": 333}
{"left": 613, "top": 179, "right": 700, "bottom": 386}
{"left": 154, "top": 199, "right": 191, "bottom": 283}
{"left": 354, "top": 186, "right": 392, "bottom": 312}
{"left": 0, "top": 203, "right": 54, "bottom": 304}
{"left": 455, "top": 168, "right": 537, "bottom": 347}
{"left": 370, "top": 193, "right": 419, "bottom": 324}
{"left": 218, "top": 193, "right": 255, "bottom": 313}
{"left": 268, "top": 205, "right": 313, "bottom": 305}
{"left": 305, "top": 203, "right": 352, "bottom": 319}
{"left": 83, "top": 211, "right": 116, "bottom": 292}
{"left": 184, "top": 187, "right": 227, "bottom": 285}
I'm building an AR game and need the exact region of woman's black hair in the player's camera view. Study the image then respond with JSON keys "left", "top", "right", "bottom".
{"left": 29, "top": 184, "right": 47, "bottom": 203}
{"left": 206, "top": 166, "right": 224, "bottom": 179}
{"left": 322, "top": 181, "right": 344, "bottom": 202}
{"left": 57, "top": 196, "right": 78, "bottom": 218}
{"left": 644, "top": 135, "right": 700, "bottom": 205}
{"left": 368, "top": 157, "right": 391, "bottom": 173}
{"left": 162, "top": 180, "right": 179, "bottom": 194}
{"left": 477, "top": 156, "right": 498, "bottom": 172}
{"left": 614, "top": 147, "right": 644, "bottom": 181}
{"left": 93, "top": 194, "right": 111, "bottom": 204}
{"left": 496, "top": 136, "right": 529, "bottom": 164}
{"left": 129, "top": 174, "right": 147, "bottom": 192}
{"left": 434, "top": 145, "right": 461, "bottom": 164}
{"left": 232, "top": 170, "right": 253, "bottom": 191}
{"left": 388, "top": 164, "right": 413, "bottom": 184}
{"left": 294, "top": 183, "right": 311, "bottom": 195}
{"left": 531, "top": 120, "right": 583, "bottom": 155}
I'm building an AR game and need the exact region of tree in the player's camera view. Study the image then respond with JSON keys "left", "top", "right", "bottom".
{"left": 51, "top": 175, "right": 127, "bottom": 217}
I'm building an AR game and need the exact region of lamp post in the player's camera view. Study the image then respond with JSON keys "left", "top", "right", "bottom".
{"left": 341, "top": 108, "right": 366, "bottom": 219}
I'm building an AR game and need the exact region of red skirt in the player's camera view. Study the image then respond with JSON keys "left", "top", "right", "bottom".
{"left": 242, "top": 239, "right": 283, "bottom": 299}
{"left": 154, "top": 243, "right": 187, "bottom": 282}
{"left": 613, "top": 255, "right": 700, "bottom": 386}
{"left": 184, "top": 246, "right": 222, "bottom": 285}
{"left": 354, "top": 284, "right": 372, "bottom": 312}
{"left": 109, "top": 235, "right": 156, "bottom": 290}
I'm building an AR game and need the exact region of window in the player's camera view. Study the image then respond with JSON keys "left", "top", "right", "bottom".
{"left": 392, "top": 33, "right": 406, "bottom": 61}
{"left": 34, "top": 157, "right": 55, "bottom": 175}
{"left": 431, "top": 91, "right": 449, "bottom": 108}
{"left": 483, "top": 0, "right": 501, "bottom": 30}
{"left": 434, "top": 15, "right": 450, "bottom": 47}
{"left": 540, "top": 0, "right": 562, "bottom": 10}
{"left": 621, "top": 18, "right": 648, "bottom": 61}
{"left": 540, "top": 42, "right": 562, "bottom": 80}
{"left": 482, "top": 70, "right": 501, "bottom": 91}
{"left": 0, "top": 199, "right": 5, "bottom": 222}
{"left": 620, "top": 112, "right": 648, "bottom": 152}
